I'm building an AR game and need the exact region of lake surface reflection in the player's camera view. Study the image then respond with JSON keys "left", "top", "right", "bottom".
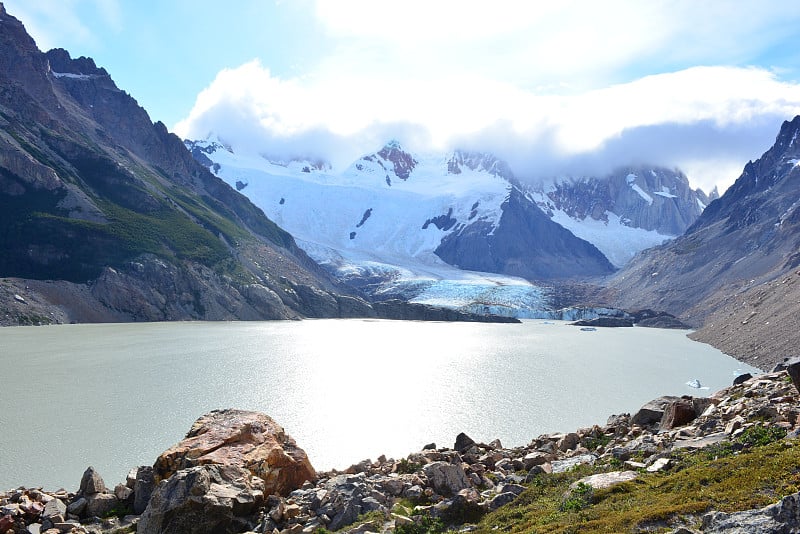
{"left": 0, "top": 319, "right": 759, "bottom": 490}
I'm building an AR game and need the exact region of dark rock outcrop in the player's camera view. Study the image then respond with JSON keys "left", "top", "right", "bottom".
{"left": 607, "top": 117, "right": 800, "bottom": 369}
{"left": 436, "top": 188, "right": 615, "bottom": 280}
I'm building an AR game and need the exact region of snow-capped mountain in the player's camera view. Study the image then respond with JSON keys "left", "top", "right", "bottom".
{"left": 528, "top": 167, "right": 712, "bottom": 267}
{"left": 185, "top": 138, "right": 705, "bottom": 316}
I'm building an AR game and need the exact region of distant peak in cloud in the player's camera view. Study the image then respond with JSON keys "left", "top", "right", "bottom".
{"left": 175, "top": 62, "right": 800, "bottom": 194}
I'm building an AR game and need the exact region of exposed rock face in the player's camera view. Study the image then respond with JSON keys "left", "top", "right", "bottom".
{"left": 153, "top": 410, "right": 315, "bottom": 497}
{"left": 542, "top": 166, "right": 708, "bottom": 236}
{"left": 607, "top": 117, "right": 800, "bottom": 369}
{"left": 138, "top": 465, "right": 265, "bottom": 534}
{"left": 436, "top": 188, "right": 615, "bottom": 279}
{"left": 0, "top": 5, "right": 376, "bottom": 323}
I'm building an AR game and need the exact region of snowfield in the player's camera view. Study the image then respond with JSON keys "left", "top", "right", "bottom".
{"left": 188, "top": 138, "right": 694, "bottom": 316}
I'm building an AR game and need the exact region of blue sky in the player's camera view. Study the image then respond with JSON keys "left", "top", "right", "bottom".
{"left": 8, "top": 0, "right": 800, "bottom": 193}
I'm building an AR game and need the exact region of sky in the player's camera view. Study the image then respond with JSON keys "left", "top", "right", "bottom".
{"left": 8, "top": 0, "right": 800, "bottom": 194}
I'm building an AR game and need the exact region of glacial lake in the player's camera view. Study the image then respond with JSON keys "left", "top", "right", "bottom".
{"left": 0, "top": 319, "right": 759, "bottom": 491}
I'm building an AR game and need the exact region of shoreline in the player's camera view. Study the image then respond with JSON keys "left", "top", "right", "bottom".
{"left": 2, "top": 368, "right": 798, "bottom": 533}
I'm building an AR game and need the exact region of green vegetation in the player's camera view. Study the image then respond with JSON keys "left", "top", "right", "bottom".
{"left": 396, "top": 458, "right": 424, "bottom": 475}
{"left": 395, "top": 515, "right": 445, "bottom": 534}
{"left": 473, "top": 432, "right": 800, "bottom": 533}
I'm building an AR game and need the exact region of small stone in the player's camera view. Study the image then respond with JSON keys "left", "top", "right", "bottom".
{"left": 646, "top": 458, "right": 671, "bottom": 472}
{"left": 391, "top": 513, "right": 413, "bottom": 526}
{"left": 114, "top": 484, "right": 133, "bottom": 502}
{"left": 488, "top": 492, "right": 517, "bottom": 511}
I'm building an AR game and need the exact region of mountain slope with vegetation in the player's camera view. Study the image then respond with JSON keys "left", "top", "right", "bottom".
{"left": 0, "top": 3, "right": 376, "bottom": 323}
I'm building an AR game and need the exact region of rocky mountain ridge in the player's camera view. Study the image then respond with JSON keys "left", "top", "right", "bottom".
{"left": 606, "top": 116, "right": 800, "bottom": 369}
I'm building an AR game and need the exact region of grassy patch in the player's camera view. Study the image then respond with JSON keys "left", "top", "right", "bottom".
{"left": 474, "top": 435, "right": 800, "bottom": 533}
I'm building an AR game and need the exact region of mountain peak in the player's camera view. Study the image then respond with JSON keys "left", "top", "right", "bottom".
{"left": 46, "top": 48, "right": 109, "bottom": 77}
{"left": 356, "top": 140, "right": 417, "bottom": 182}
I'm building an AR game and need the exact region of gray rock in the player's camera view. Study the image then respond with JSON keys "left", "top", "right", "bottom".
{"left": 523, "top": 452, "right": 550, "bottom": 469}
{"left": 557, "top": 433, "right": 580, "bottom": 452}
{"left": 787, "top": 359, "right": 800, "bottom": 394}
{"left": 66, "top": 497, "right": 87, "bottom": 516}
{"left": 488, "top": 492, "right": 517, "bottom": 511}
{"left": 133, "top": 465, "right": 156, "bottom": 515}
{"left": 41, "top": 498, "right": 66, "bottom": 521}
{"left": 454, "top": 433, "right": 476, "bottom": 453}
{"left": 572, "top": 471, "right": 638, "bottom": 490}
{"left": 632, "top": 396, "right": 681, "bottom": 427}
{"left": 79, "top": 466, "right": 107, "bottom": 496}
{"left": 702, "top": 490, "right": 800, "bottom": 533}
{"left": 551, "top": 454, "right": 598, "bottom": 474}
{"left": 733, "top": 373, "right": 754, "bottom": 386}
{"left": 86, "top": 493, "right": 118, "bottom": 518}
{"left": 114, "top": 483, "right": 133, "bottom": 502}
{"left": 423, "top": 461, "right": 471, "bottom": 496}
{"left": 138, "top": 465, "right": 265, "bottom": 534}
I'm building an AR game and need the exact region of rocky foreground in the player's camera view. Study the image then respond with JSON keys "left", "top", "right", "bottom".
{"left": 4, "top": 366, "right": 800, "bottom": 534}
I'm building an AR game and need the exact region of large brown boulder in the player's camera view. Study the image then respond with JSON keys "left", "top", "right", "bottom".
{"left": 153, "top": 410, "right": 315, "bottom": 496}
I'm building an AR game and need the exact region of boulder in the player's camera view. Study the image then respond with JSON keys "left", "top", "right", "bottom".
{"left": 702, "top": 490, "right": 800, "bottom": 533}
{"left": 660, "top": 398, "right": 698, "bottom": 430}
{"left": 571, "top": 471, "right": 638, "bottom": 490}
{"left": 153, "top": 410, "right": 315, "bottom": 496}
{"left": 454, "top": 433, "right": 476, "bottom": 453}
{"left": 41, "top": 499, "right": 66, "bottom": 522}
{"left": 85, "top": 493, "right": 118, "bottom": 518}
{"left": 138, "top": 464, "right": 265, "bottom": 534}
{"left": 79, "top": 467, "right": 106, "bottom": 496}
{"left": 632, "top": 396, "right": 681, "bottom": 427}
{"left": 422, "top": 462, "right": 471, "bottom": 496}
{"left": 133, "top": 466, "right": 156, "bottom": 515}
{"left": 733, "top": 373, "right": 753, "bottom": 386}
{"left": 786, "top": 359, "right": 800, "bottom": 394}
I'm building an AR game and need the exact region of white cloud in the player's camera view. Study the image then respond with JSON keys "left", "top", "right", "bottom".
{"left": 175, "top": 61, "right": 800, "bottom": 193}
{"left": 4, "top": 0, "right": 121, "bottom": 51}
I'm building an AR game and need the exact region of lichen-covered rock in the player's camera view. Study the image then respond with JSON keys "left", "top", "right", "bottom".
{"left": 138, "top": 464, "right": 265, "bottom": 534}
{"left": 153, "top": 410, "right": 315, "bottom": 497}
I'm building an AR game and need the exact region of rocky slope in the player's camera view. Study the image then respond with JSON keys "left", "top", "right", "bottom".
{"left": 529, "top": 166, "right": 712, "bottom": 267}
{"left": 606, "top": 116, "right": 800, "bottom": 369}
{"left": 4, "top": 367, "right": 800, "bottom": 534}
{"left": 0, "top": 4, "right": 382, "bottom": 323}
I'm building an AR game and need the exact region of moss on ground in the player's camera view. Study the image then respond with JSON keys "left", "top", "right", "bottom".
{"left": 474, "top": 433, "right": 800, "bottom": 534}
